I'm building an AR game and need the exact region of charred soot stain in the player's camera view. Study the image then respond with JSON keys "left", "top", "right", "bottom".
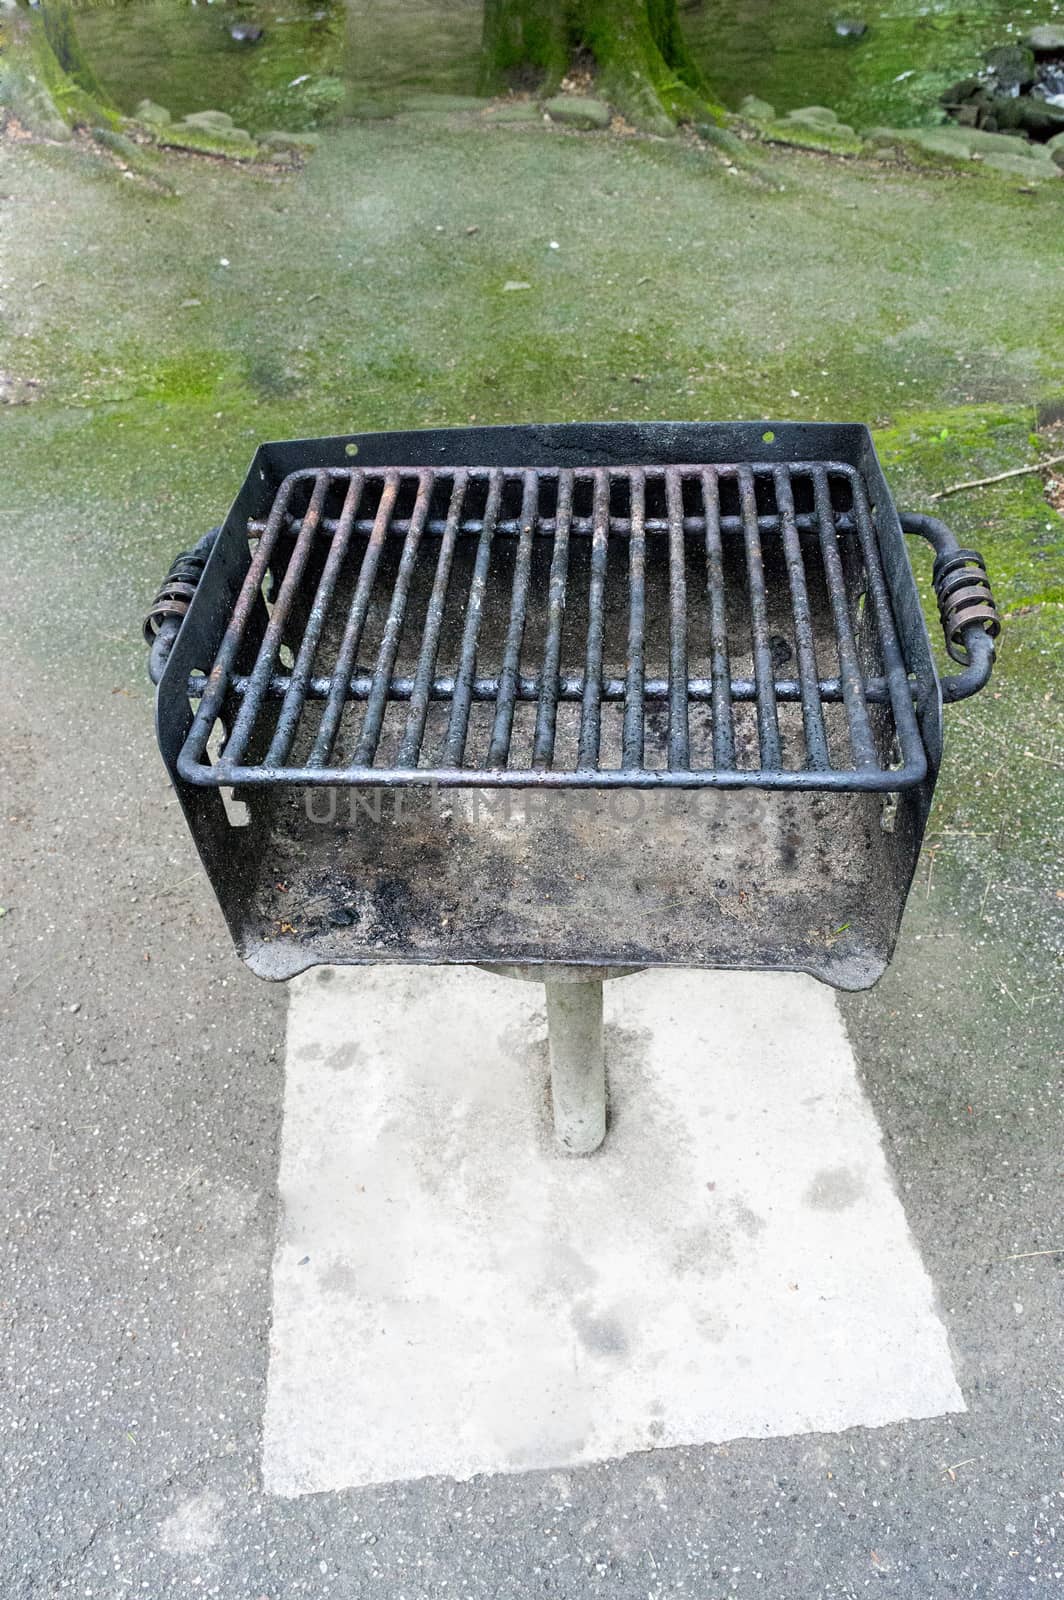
{"left": 804, "top": 1165, "right": 866, "bottom": 1212}
{"left": 325, "top": 1043, "right": 362, "bottom": 1072}
{"left": 572, "top": 1305, "right": 629, "bottom": 1357}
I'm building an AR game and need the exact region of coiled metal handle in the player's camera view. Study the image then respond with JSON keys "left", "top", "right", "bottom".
{"left": 900, "top": 512, "right": 999, "bottom": 703}
{"left": 932, "top": 546, "right": 1000, "bottom": 666}
{"left": 144, "top": 527, "right": 220, "bottom": 684}
{"left": 143, "top": 543, "right": 214, "bottom": 644}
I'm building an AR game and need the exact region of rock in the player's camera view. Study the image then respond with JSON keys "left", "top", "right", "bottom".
{"left": 984, "top": 44, "right": 1035, "bottom": 90}
{"left": 833, "top": 17, "right": 867, "bottom": 38}
{"left": 940, "top": 76, "right": 985, "bottom": 107}
{"left": 543, "top": 95, "right": 612, "bottom": 130}
{"left": 229, "top": 23, "right": 263, "bottom": 43}
{"left": 696, "top": 123, "right": 748, "bottom": 159}
{"left": 135, "top": 98, "right": 171, "bottom": 126}
{"left": 738, "top": 94, "right": 776, "bottom": 121}
{"left": 1049, "top": 129, "right": 1064, "bottom": 150}
{"left": 482, "top": 100, "right": 539, "bottom": 123}
{"left": 1052, "top": 144, "right": 1064, "bottom": 169}
{"left": 980, "top": 149, "right": 1059, "bottom": 179}
{"left": 261, "top": 129, "right": 319, "bottom": 152}
{"left": 399, "top": 94, "right": 491, "bottom": 115}
{"left": 1024, "top": 24, "right": 1064, "bottom": 55}
{"left": 956, "top": 103, "right": 980, "bottom": 126}
{"left": 156, "top": 122, "right": 259, "bottom": 160}
{"left": 183, "top": 109, "right": 234, "bottom": 131}
{"left": 764, "top": 117, "right": 863, "bottom": 154}
{"left": 965, "top": 126, "right": 1052, "bottom": 159}
{"left": 989, "top": 93, "right": 1064, "bottom": 136}
{"left": 785, "top": 105, "right": 838, "bottom": 124}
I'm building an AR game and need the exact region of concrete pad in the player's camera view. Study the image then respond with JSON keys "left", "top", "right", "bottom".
{"left": 263, "top": 967, "right": 964, "bottom": 1497}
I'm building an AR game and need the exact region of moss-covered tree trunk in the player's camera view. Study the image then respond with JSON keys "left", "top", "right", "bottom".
{"left": 0, "top": 0, "right": 117, "bottom": 136}
{"left": 481, "top": 0, "right": 721, "bottom": 132}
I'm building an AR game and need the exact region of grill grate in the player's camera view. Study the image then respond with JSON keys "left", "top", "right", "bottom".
{"left": 177, "top": 461, "right": 928, "bottom": 791}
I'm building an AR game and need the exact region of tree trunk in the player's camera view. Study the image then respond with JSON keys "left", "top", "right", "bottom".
{"left": 481, "top": 0, "right": 721, "bottom": 132}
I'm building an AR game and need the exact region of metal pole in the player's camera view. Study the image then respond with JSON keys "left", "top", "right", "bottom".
{"left": 545, "top": 978, "right": 606, "bottom": 1155}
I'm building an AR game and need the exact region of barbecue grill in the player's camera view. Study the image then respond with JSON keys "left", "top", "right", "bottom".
{"left": 146, "top": 422, "right": 998, "bottom": 1151}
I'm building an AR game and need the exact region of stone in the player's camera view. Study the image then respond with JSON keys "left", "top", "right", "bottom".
{"left": 940, "top": 76, "right": 985, "bottom": 107}
{"left": 399, "top": 94, "right": 490, "bottom": 115}
{"left": 984, "top": 44, "right": 1035, "bottom": 91}
{"left": 1024, "top": 24, "right": 1064, "bottom": 55}
{"left": 1052, "top": 144, "right": 1064, "bottom": 169}
{"left": 135, "top": 98, "right": 171, "bottom": 126}
{"left": 764, "top": 118, "right": 863, "bottom": 154}
{"left": 980, "top": 149, "right": 1059, "bottom": 179}
{"left": 156, "top": 123, "right": 259, "bottom": 160}
{"left": 481, "top": 100, "right": 539, "bottom": 123}
{"left": 966, "top": 126, "right": 1052, "bottom": 159}
{"left": 261, "top": 129, "right": 320, "bottom": 152}
{"left": 229, "top": 23, "right": 263, "bottom": 43}
{"left": 183, "top": 109, "right": 234, "bottom": 131}
{"left": 697, "top": 122, "right": 746, "bottom": 154}
{"left": 1048, "top": 129, "right": 1064, "bottom": 150}
{"left": 543, "top": 95, "right": 612, "bottom": 130}
{"left": 833, "top": 17, "right": 868, "bottom": 38}
{"left": 786, "top": 105, "right": 838, "bottom": 124}
{"left": 738, "top": 94, "right": 776, "bottom": 121}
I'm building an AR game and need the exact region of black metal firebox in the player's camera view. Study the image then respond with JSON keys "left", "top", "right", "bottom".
{"left": 147, "top": 422, "right": 998, "bottom": 990}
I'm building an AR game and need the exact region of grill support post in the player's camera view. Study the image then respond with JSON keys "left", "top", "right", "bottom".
{"left": 484, "top": 965, "right": 641, "bottom": 1154}
{"left": 545, "top": 978, "right": 606, "bottom": 1156}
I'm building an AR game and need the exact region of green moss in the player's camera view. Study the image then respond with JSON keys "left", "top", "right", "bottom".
{"left": 760, "top": 119, "right": 865, "bottom": 155}
{"left": 153, "top": 122, "right": 261, "bottom": 161}
{"left": 875, "top": 407, "right": 1064, "bottom": 612}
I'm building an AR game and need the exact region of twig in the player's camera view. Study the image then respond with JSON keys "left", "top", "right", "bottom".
{"left": 999, "top": 980, "right": 1023, "bottom": 1013}
{"left": 1001, "top": 1247, "right": 1064, "bottom": 1261}
{"left": 930, "top": 454, "right": 1064, "bottom": 500}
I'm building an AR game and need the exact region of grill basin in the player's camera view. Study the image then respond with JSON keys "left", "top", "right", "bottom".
{"left": 151, "top": 422, "right": 997, "bottom": 989}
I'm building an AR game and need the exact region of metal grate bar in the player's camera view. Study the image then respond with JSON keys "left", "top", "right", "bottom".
{"left": 774, "top": 467, "right": 830, "bottom": 771}
{"left": 183, "top": 470, "right": 302, "bottom": 761}
{"left": 177, "top": 457, "right": 932, "bottom": 794}
{"left": 265, "top": 471, "right": 364, "bottom": 768}
{"left": 194, "top": 666, "right": 904, "bottom": 707}
{"left": 666, "top": 468, "right": 690, "bottom": 771}
{"left": 577, "top": 469, "right": 610, "bottom": 768}
{"left": 251, "top": 510, "right": 868, "bottom": 543}
{"left": 487, "top": 470, "right": 537, "bottom": 768}
{"left": 532, "top": 469, "right": 574, "bottom": 769}
{"left": 353, "top": 470, "right": 433, "bottom": 768}
{"left": 443, "top": 468, "right": 502, "bottom": 767}
{"left": 622, "top": 468, "right": 646, "bottom": 768}
{"left": 738, "top": 467, "right": 782, "bottom": 769}
{"left": 810, "top": 468, "right": 878, "bottom": 771}
{"left": 844, "top": 470, "right": 926, "bottom": 763}
{"left": 701, "top": 468, "right": 735, "bottom": 770}
{"left": 397, "top": 470, "right": 467, "bottom": 768}
{"left": 223, "top": 471, "right": 329, "bottom": 771}
{"left": 308, "top": 471, "right": 399, "bottom": 767}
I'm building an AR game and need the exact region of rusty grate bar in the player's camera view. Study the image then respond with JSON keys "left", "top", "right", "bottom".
{"left": 177, "top": 459, "right": 930, "bottom": 792}
{"left": 621, "top": 468, "right": 646, "bottom": 769}
{"left": 533, "top": 469, "right": 574, "bottom": 769}
{"left": 702, "top": 467, "right": 735, "bottom": 771}
{"left": 396, "top": 469, "right": 466, "bottom": 768}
